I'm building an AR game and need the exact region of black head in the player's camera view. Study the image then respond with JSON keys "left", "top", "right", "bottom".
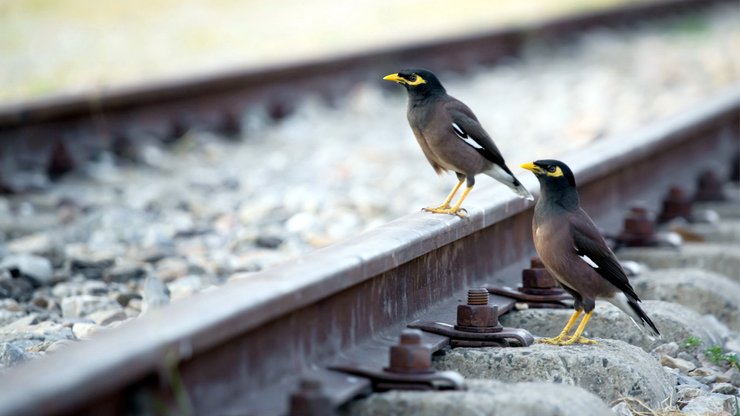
{"left": 520, "top": 159, "right": 580, "bottom": 209}
{"left": 382, "top": 68, "right": 446, "bottom": 98}
{"left": 520, "top": 159, "right": 576, "bottom": 188}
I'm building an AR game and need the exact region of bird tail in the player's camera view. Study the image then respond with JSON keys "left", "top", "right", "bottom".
{"left": 511, "top": 180, "right": 534, "bottom": 201}
{"left": 607, "top": 292, "right": 660, "bottom": 338}
{"left": 484, "top": 164, "right": 534, "bottom": 201}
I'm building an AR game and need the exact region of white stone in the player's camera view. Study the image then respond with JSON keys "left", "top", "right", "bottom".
{"left": 0, "top": 254, "right": 53, "bottom": 285}
{"left": 72, "top": 322, "right": 99, "bottom": 339}
{"left": 680, "top": 393, "right": 737, "bottom": 415}
{"left": 610, "top": 402, "right": 633, "bottom": 416}
{"left": 61, "top": 295, "right": 119, "bottom": 319}
{"left": 659, "top": 355, "right": 696, "bottom": 373}
{"left": 651, "top": 342, "right": 679, "bottom": 358}
{"left": 710, "top": 382, "right": 738, "bottom": 395}
{"left": 87, "top": 309, "right": 127, "bottom": 326}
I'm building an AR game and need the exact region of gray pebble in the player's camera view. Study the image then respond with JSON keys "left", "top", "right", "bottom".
{"left": 652, "top": 342, "right": 679, "bottom": 358}
{"left": 1, "top": 314, "right": 39, "bottom": 332}
{"left": 61, "top": 295, "right": 120, "bottom": 319}
{"left": 710, "top": 382, "right": 738, "bottom": 395}
{"left": 0, "top": 276, "right": 35, "bottom": 302}
{"left": 0, "top": 254, "right": 53, "bottom": 286}
{"left": 104, "top": 261, "right": 146, "bottom": 283}
{"left": 0, "top": 299, "right": 22, "bottom": 312}
{"left": 698, "top": 375, "right": 718, "bottom": 385}
{"left": 45, "top": 339, "right": 73, "bottom": 353}
{"left": 6, "top": 233, "right": 54, "bottom": 256}
{"left": 680, "top": 392, "right": 738, "bottom": 415}
{"left": 142, "top": 275, "right": 170, "bottom": 313}
{"left": 255, "top": 235, "right": 283, "bottom": 249}
{"left": 72, "top": 322, "right": 98, "bottom": 339}
{"left": 676, "top": 373, "right": 709, "bottom": 390}
{"left": 87, "top": 309, "right": 127, "bottom": 326}
{"left": 0, "top": 342, "right": 29, "bottom": 367}
{"left": 610, "top": 402, "right": 633, "bottom": 416}
{"left": 660, "top": 355, "right": 696, "bottom": 373}
{"left": 677, "top": 351, "right": 700, "bottom": 366}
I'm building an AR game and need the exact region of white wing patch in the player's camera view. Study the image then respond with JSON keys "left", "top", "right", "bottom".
{"left": 451, "top": 122, "right": 483, "bottom": 150}
{"left": 578, "top": 254, "right": 599, "bottom": 269}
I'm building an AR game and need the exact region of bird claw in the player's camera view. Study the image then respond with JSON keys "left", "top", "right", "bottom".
{"left": 423, "top": 206, "right": 467, "bottom": 217}
{"left": 536, "top": 335, "right": 598, "bottom": 346}
{"left": 563, "top": 336, "right": 598, "bottom": 345}
{"left": 422, "top": 203, "right": 450, "bottom": 212}
{"left": 536, "top": 336, "right": 568, "bottom": 345}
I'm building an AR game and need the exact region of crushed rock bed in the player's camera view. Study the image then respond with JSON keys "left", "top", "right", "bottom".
{"left": 0, "top": 4, "right": 739, "bottom": 371}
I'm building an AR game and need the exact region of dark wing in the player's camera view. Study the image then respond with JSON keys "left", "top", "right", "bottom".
{"left": 444, "top": 99, "right": 507, "bottom": 168}
{"left": 569, "top": 210, "right": 640, "bottom": 301}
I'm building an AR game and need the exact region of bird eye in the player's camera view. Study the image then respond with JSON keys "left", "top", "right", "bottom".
{"left": 408, "top": 75, "right": 417, "bottom": 82}
{"left": 547, "top": 166, "right": 557, "bottom": 173}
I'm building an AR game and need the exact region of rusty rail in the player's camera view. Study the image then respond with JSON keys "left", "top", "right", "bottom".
{"left": 0, "top": 85, "right": 736, "bottom": 415}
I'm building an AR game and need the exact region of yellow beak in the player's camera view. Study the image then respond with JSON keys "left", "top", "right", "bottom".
{"left": 520, "top": 162, "right": 543, "bottom": 174}
{"left": 383, "top": 73, "right": 404, "bottom": 83}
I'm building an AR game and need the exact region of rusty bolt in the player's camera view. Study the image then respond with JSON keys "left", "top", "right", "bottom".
{"left": 658, "top": 186, "right": 693, "bottom": 223}
{"left": 521, "top": 257, "right": 557, "bottom": 290}
{"left": 170, "top": 117, "right": 190, "bottom": 140}
{"left": 219, "top": 109, "right": 242, "bottom": 137}
{"left": 694, "top": 170, "right": 727, "bottom": 202}
{"left": 288, "top": 377, "right": 333, "bottom": 416}
{"left": 616, "top": 205, "right": 658, "bottom": 247}
{"left": 455, "top": 288, "right": 501, "bottom": 332}
{"left": 466, "top": 288, "right": 489, "bottom": 305}
{"left": 386, "top": 329, "right": 433, "bottom": 374}
{"left": 47, "top": 141, "right": 74, "bottom": 179}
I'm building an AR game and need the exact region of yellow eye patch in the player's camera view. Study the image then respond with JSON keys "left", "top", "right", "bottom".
{"left": 405, "top": 74, "right": 427, "bottom": 86}
{"left": 546, "top": 166, "right": 564, "bottom": 177}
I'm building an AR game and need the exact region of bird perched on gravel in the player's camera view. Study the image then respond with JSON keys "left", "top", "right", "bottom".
{"left": 520, "top": 160, "right": 659, "bottom": 345}
{"left": 383, "top": 69, "right": 532, "bottom": 216}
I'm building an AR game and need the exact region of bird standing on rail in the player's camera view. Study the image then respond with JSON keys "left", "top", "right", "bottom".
{"left": 520, "top": 160, "right": 659, "bottom": 345}
{"left": 383, "top": 69, "right": 532, "bottom": 216}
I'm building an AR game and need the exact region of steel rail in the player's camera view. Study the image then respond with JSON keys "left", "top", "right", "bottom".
{"left": 0, "top": 87, "right": 736, "bottom": 416}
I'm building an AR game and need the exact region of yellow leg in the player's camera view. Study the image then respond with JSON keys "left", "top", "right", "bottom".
{"left": 448, "top": 186, "right": 473, "bottom": 216}
{"left": 424, "top": 179, "right": 464, "bottom": 213}
{"left": 537, "top": 309, "right": 582, "bottom": 345}
{"left": 562, "top": 310, "right": 597, "bottom": 345}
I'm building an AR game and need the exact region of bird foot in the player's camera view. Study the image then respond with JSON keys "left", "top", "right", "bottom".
{"left": 422, "top": 206, "right": 467, "bottom": 217}
{"left": 536, "top": 335, "right": 569, "bottom": 345}
{"left": 562, "top": 336, "right": 598, "bottom": 345}
{"left": 422, "top": 202, "right": 450, "bottom": 211}
{"left": 536, "top": 335, "right": 597, "bottom": 346}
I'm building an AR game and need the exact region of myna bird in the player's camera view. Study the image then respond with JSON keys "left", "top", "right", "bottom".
{"left": 520, "top": 160, "right": 659, "bottom": 345}
{"left": 383, "top": 69, "right": 532, "bottom": 216}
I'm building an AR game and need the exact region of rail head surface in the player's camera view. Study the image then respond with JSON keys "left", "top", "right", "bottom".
{"left": 0, "top": 86, "right": 737, "bottom": 416}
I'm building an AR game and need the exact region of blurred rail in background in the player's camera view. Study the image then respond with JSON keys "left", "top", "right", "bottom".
{"left": 0, "top": 0, "right": 732, "bottom": 193}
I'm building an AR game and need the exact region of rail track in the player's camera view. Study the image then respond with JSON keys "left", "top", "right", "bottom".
{"left": 0, "top": 1, "right": 738, "bottom": 415}
{"left": 0, "top": 83, "right": 736, "bottom": 416}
